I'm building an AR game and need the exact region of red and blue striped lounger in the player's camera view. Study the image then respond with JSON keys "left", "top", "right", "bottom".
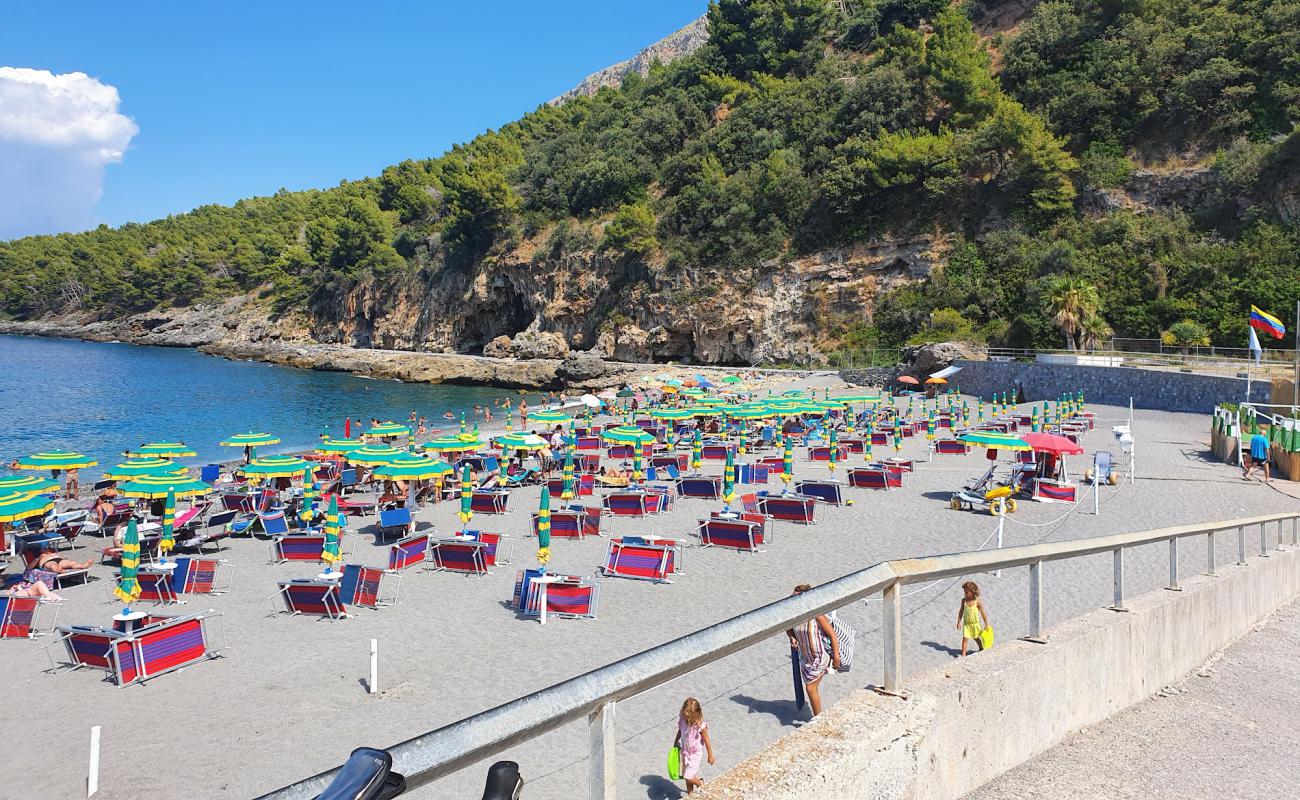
{"left": 576, "top": 455, "right": 601, "bottom": 474}
{"left": 517, "top": 573, "right": 599, "bottom": 621}
{"left": 269, "top": 534, "right": 327, "bottom": 564}
{"left": 839, "top": 438, "right": 866, "bottom": 454}
{"left": 653, "top": 454, "right": 689, "bottom": 472}
{"left": 696, "top": 517, "right": 767, "bottom": 552}
{"left": 677, "top": 476, "right": 721, "bottom": 500}
{"left": 603, "top": 491, "right": 652, "bottom": 517}
{"left": 273, "top": 579, "right": 347, "bottom": 619}
{"left": 136, "top": 568, "right": 181, "bottom": 605}
{"left": 935, "top": 440, "right": 970, "bottom": 455}
{"left": 547, "top": 476, "right": 594, "bottom": 498}
{"left": 540, "top": 510, "right": 586, "bottom": 539}
{"left": 736, "top": 463, "right": 771, "bottom": 484}
{"left": 701, "top": 444, "right": 730, "bottom": 461}
{"left": 576, "top": 435, "right": 601, "bottom": 451}
{"left": 882, "top": 458, "right": 914, "bottom": 473}
{"left": 48, "top": 611, "right": 223, "bottom": 685}
{"left": 807, "top": 446, "right": 848, "bottom": 462}
{"left": 601, "top": 537, "right": 682, "bottom": 583}
{"left": 607, "top": 445, "right": 635, "bottom": 459}
{"left": 1033, "top": 479, "right": 1077, "bottom": 503}
{"left": 795, "top": 479, "right": 845, "bottom": 506}
{"left": 340, "top": 564, "right": 397, "bottom": 608}
{"left": 578, "top": 506, "right": 602, "bottom": 537}
{"left": 428, "top": 532, "right": 511, "bottom": 575}
{"left": 172, "top": 557, "right": 233, "bottom": 594}
{"left": 939, "top": 416, "right": 954, "bottom": 429}
{"left": 757, "top": 493, "right": 816, "bottom": 524}
{"left": 849, "top": 467, "right": 901, "bottom": 489}
{"left": 0, "top": 595, "right": 44, "bottom": 639}
{"left": 870, "top": 432, "right": 889, "bottom": 445}
{"left": 387, "top": 534, "right": 429, "bottom": 572}
{"left": 470, "top": 490, "right": 510, "bottom": 514}
{"left": 757, "top": 456, "right": 785, "bottom": 471}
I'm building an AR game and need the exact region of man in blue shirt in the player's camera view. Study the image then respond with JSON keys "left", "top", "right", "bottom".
{"left": 1243, "top": 431, "right": 1271, "bottom": 482}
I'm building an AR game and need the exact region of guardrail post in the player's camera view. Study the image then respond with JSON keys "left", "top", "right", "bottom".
{"left": 1026, "top": 561, "right": 1045, "bottom": 641}
{"left": 1110, "top": 547, "right": 1127, "bottom": 611}
{"left": 1206, "top": 530, "right": 1217, "bottom": 576}
{"left": 1238, "top": 525, "right": 1247, "bottom": 565}
{"left": 1260, "top": 523, "right": 1270, "bottom": 557}
{"left": 882, "top": 582, "right": 903, "bottom": 694}
{"left": 589, "top": 700, "right": 616, "bottom": 800}
{"left": 1277, "top": 520, "right": 1285, "bottom": 551}
{"left": 1292, "top": 517, "right": 1298, "bottom": 546}
{"left": 1166, "top": 538, "right": 1181, "bottom": 591}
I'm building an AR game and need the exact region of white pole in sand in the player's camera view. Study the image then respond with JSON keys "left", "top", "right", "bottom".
{"left": 370, "top": 639, "right": 378, "bottom": 695}
{"left": 87, "top": 726, "right": 100, "bottom": 797}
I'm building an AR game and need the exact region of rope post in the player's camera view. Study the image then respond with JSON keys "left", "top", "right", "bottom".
{"left": 1206, "top": 530, "right": 1217, "bottom": 577}
{"left": 589, "top": 700, "right": 617, "bottom": 800}
{"left": 882, "top": 582, "right": 903, "bottom": 694}
{"left": 370, "top": 639, "right": 378, "bottom": 695}
{"left": 1110, "top": 547, "right": 1128, "bottom": 611}
{"left": 1238, "top": 525, "right": 1247, "bottom": 566}
{"left": 1166, "top": 538, "right": 1182, "bottom": 591}
{"left": 1026, "top": 560, "right": 1045, "bottom": 642}
{"left": 88, "top": 725, "right": 100, "bottom": 798}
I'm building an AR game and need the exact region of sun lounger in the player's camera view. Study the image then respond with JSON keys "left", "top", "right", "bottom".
{"left": 271, "top": 579, "right": 347, "bottom": 619}
{"left": 644, "top": 484, "right": 674, "bottom": 512}
{"left": 470, "top": 490, "right": 510, "bottom": 514}
{"left": 807, "top": 446, "right": 848, "bottom": 462}
{"left": 601, "top": 537, "right": 682, "bottom": 583}
{"left": 513, "top": 570, "right": 599, "bottom": 621}
{"left": 47, "top": 610, "right": 224, "bottom": 684}
{"left": 736, "top": 463, "right": 771, "bottom": 484}
{"left": 576, "top": 435, "right": 601, "bottom": 451}
{"left": 870, "top": 432, "right": 889, "bottom": 445}
{"left": 376, "top": 507, "right": 413, "bottom": 542}
{"left": 757, "top": 492, "right": 817, "bottom": 524}
{"left": 268, "top": 533, "right": 328, "bottom": 564}
{"left": 83, "top": 509, "right": 132, "bottom": 537}
{"left": 20, "top": 554, "right": 90, "bottom": 588}
{"left": 934, "top": 439, "right": 970, "bottom": 455}
{"left": 387, "top": 534, "right": 429, "bottom": 572}
{"left": 577, "top": 506, "right": 603, "bottom": 537}
{"left": 838, "top": 438, "right": 866, "bottom": 454}
{"left": 795, "top": 479, "right": 846, "bottom": 505}
{"left": 653, "top": 454, "right": 689, "bottom": 472}
{"left": 696, "top": 516, "right": 768, "bottom": 552}
{"left": 676, "top": 476, "right": 722, "bottom": 500}
{"left": 339, "top": 564, "right": 398, "bottom": 608}
{"left": 602, "top": 491, "right": 654, "bottom": 517}
{"left": 428, "top": 536, "right": 491, "bottom": 576}
{"left": 1032, "top": 478, "right": 1077, "bottom": 502}
{"left": 576, "top": 454, "right": 601, "bottom": 474}
{"left": 848, "top": 467, "right": 896, "bottom": 490}
{"left": 537, "top": 510, "right": 584, "bottom": 539}
{"left": 135, "top": 567, "right": 181, "bottom": 605}
{"left": 606, "top": 445, "right": 635, "bottom": 459}
{"left": 701, "top": 444, "right": 729, "bottom": 461}
{"left": 177, "top": 509, "right": 236, "bottom": 553}
{"left": 170, "top": 557, "right": 233, "bottom": 595}
{"left": 1, "top": 595, "right": 59, "bottom": 639}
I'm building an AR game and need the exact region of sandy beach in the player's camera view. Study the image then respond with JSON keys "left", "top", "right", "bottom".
{"left": 2, "top": 379, "right": 1293, "bottom": 800}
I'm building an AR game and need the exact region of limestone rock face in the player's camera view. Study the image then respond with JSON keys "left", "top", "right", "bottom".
{"left": 482, "top": 336, "right": 514, "bottom": 359}
{"left": 557, "top": 351, "right": 611, "bottom": 382}
{"left": 901, "top": 341, "right": 988, "bottom": 379}
{"left": 510, "top": 329, "right": 570, "bottom": 360}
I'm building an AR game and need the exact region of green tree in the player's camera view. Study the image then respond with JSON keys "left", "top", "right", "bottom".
{"left": 602, "top": 201, "right": 659, "bottom": 256}
{"left": 1161, "top": 319, "right": 1212, "bottom": 354}
{"left": 1045, "top": 276, "right": 1102, "bottom": 350}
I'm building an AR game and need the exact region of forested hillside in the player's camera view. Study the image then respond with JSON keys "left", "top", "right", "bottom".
{"left": 3, "top": 0, "right": 1297, "bottom": 361}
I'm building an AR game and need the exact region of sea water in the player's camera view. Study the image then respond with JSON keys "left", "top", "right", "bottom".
{"left": 0, "top": 334, "right": 532, "bottom": 480}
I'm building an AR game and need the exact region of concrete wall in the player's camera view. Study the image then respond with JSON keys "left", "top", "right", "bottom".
{"left": 696, "top": 545, "right": 1300, "bottom": 800}
{"left": 945, "top": 359, "right": 1270, "bottom": 413}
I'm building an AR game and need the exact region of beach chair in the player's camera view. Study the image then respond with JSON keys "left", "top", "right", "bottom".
{"left": 170, "top": 557, "right": 233, "bottom": 595}
{"left": 676, "top": 476, "right": 722, "bottom": 500}
{"left": 578, "top": 506, "right": 602, "bottom": 537}
{"left": 376, "top": 507, "right": 413, "bottom": 543}
{"left": 576, "top": 435, "right": 601, "bottom": 451}
{"left": 1031, "top": 477, "right": 1077, "bottom": 502}
{"left": 20, "top": 548, "right": 91, "bottom": 587}
{"left": 607, "top": 445, "right": 635, "bottom": 459}
{"left": 736, "top": 463, "right": 771, "bottom": 484}
{"left": 179, "top": 509, "right": 236, "bottom": 553}
{"left": 795, "top": 479, "right": 846, "bottom": 506}
{"left": 848, "top": 467, "right": 896, "bottom": 490}
{"left": 340, "top": 468, "right": 359, "bottom": 493}
{"left": 268, "top": 533, "right": 328, "bottom": 564}
{"left": 757, "top": 492, "right": 816, "bottom": 524}
{"left": 601, "top": 537, "right": 682, "bottom": 583}
{"left": 470, "top": 490, "right": 510, "bottom": 514}
{"left": 653, "top": 454, "right": 689, "bottom": 472}
{"left": 701, "top": 444, "right": 729, "bottom": 461}
{"left": 870, "top": 432, "right": 889, "bottom": 446}
{"left": 511, "top": 568, "right": 544, "bottom": 612}
{"left": 339, "top": 564, "right": 397, "bottom": 608}
{"left": 602, "top": 491, "right": 652, "bottom": 517}
{"left": 576, "top": 454, "right": 601, "bottom": 474}
{"left": 200, "top": 464, "right": 221, "bottom": 484}
{"left": 387, "top": 534, "right": 430, "bottom": 572}
{"left": 136, "top": 567, "right": 181, "bottom": 605}
{"left": 807, "top": 446, "right": 848, "bottom": 462}
{"left": 427, "top": 536, "right": 491, "bottom": 576}
{"left": 644, "top": 485, "right": 673, "bottom": 512}
{"left": 47, "top": 611, "right": 224, "bottom": 685}
{"left": 272, "top": 579, "right": 347, "bottom": 619}
{"left": 838, "top": 438, "right": 866, "bottom": 454}
{"left": 514, "top": 571, "right": 600, "bottom": 622}
{"left": 83, "top": 508, "right": 132, "bottom": 538}
{"left": 697, "top": 516, "right": 768, "bottom": 551}
{"left": 934, "top": 439, "right": 970, "bottom": 455}
{"left": 0, "top": 595, "right": 57, "bottom": 639}
{"left": 963, "top": 464, "right": 997, "bottom": 492}
{"left": 538, "top": 510, "right": 585, "bottom": 539}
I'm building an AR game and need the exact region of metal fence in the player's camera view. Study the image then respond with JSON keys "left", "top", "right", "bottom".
{"left": 985, "top": 346, "right": 1297, "bottom": 377}
{"left": 258, "top": 511, "right": 1300, "bottom": 800}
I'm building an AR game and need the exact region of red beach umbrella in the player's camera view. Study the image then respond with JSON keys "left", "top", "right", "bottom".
{"left": 1022, "top": 432, "right": 1084, "bottom": 456}
{"left": 897, "top": 375, "right": 920, "bottom": 385}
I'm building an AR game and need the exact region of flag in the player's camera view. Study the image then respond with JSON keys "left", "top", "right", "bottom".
{"left": 1250, "top": 305, "right": 1286, "bottom": 339}
{"left": 1248, "top": 325, "right": 1263, "bottom": 366}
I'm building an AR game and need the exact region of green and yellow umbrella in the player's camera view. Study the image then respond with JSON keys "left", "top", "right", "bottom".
{"left": 347, "top": 445, "right": 407, "bottom": 466}
{"left": 561, "top": 447, "right": 576, "bottom": 500}
{"left": 102, "top": 459, "right": 186, "bottom": 481}
{"left": 321, "top": 495, "right": 342, "bottom": 571}
{"left": 14, "top": 450, "right": 97, "bottom": 471}
{"left": 0, "top": 474, "right": 58, "bottom": 499}
{"left": 650, "top": 408, "right": 697, "bottom": 421}
{"left": 681, "top": 387, "right": 706, "bottom": 397}
{"left": 781, "top": 434, "right": 794, "bottom": 485}
{"left": 373, "top": 454, "right": 453, "bottom": 481}
{"left": 124, "top": 442, "right": 196, "bottom": 459}
{"left": 113, "top": 518, "right": 142, "bottom": 605}
{"left": 423, "top": 436, "right": 477, "bottom": 454}
{"left": 220, "top": 432, "right": 280, "bottom": 449}
{"left": 117, "top": 474, "right": 212, "bottom": 499}
{"left": 457, "top": 464, "right": 473, "bottom": 527}
{"left": 737, "top": 419, "right": 748, "bottom": 458}
{"left": 0, "top": 491, "right": 53, "bottom": 523}
{"left": 600, "top": 426, "right": 657, "bottom": 447}
{"left": 505, "top": 409, "right": 513, "bottom": 432}
{"left": 722, "top": 445, "right": 736, "bottom": 509}
{"left": 691, "top": 429, "right": 703, "bottom": 473}
{"left": 688, "top": 405, "right": 723, "bottom": 418}
{"left": 721, "top": 375, "right": 743, "bottom": 384}
{"left": 529, "top": 410, "right": 571, "bottom": 425}
{"left": 836, "top": 394, "right": 881, "bottom": 404}
{"left": 725, "top": 405, "right": 772, "bottom": 420}
{"left": 494, "top": 433, "right": 549, "bottom": 451}
{"left": 241, "top": 455, "right": 314, "bottom": 479}
{"left": 536, "top": 486, "right": 552, "bottom": 567}
{"left": 366, "top": 421, "right": 411, "bottom": 438}
{"left": 301, "top": 472, "right": 320, "bottom": 523}
{"left": 158, "top": 487, "right": 177, "bottom": 561}
{"left": 317, "top": 437, "right": 366, "bottom": 455}
{"left": 828, "top": 426, "right": 839, "bottom": 473}
{"left": 632, "top": 443, "right": 644, "bottom": 482}
{"left": 958, "top": 431, "right": 1032, "bottom": 451}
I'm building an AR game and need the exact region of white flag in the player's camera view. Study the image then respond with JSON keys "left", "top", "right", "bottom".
{"left": 1248, "top": 325, "right": 1263, "bottom": 365}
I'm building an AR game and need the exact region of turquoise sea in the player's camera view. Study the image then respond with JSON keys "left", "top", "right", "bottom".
{"left": 0, "top": 334, "right": 531, "bottom": 480}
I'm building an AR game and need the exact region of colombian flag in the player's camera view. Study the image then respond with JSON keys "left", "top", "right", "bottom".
{"left": 1249, "top": 306, "right": 1286, "bottom": 339}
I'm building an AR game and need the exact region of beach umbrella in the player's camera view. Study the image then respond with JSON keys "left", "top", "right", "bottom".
{"left": 347, "top": 445, "right": 407, "bottom": 466}
{"left": 158, "top": 487, "right": 176, "bottom": 563}
{"left": 14, "top": 450, "right": 97, "bottom": 471}
{"left": 1031, "top": 407, "right": 1041, "bottom": 432}
{"left": 897, "top": 375, "right": 919, "bottom": 386}
{"left": 722, "top": 446, "right": 736, "bottom": 512}
{"left": 958, "top": 431, "right": 1032, "bottom": 451}
{"left": 114, "top": 518, "right": 143, "bottom": 605}
{"left": 301, "top": 471, "right": 320, "bottom": 523}
{"left": 317, "top": 437, "right": 366, "bottom": 455}
{"left": 722, "top": 375, "right": 742, "bottom": 384}
{"left": 781, "top": 435, "right": 794, "bottom": 487}
{"left": 459, "top": 414, "right": 468, "bottom": 436}
{"left": 561, "top": 448, "right": 576, "bottom": 500}
{"left": 0, "top": 491, "right": 54, "bottom": 524}
{"left": 321, "top": 495, "right": 342, "bottom": 574}
{"left": 0, "top": 474, "right": 58, "bottom": 499}
{"left": 220, "top": 432, "right": 280, "bottom": 449}
{"left": 578, "top": 394, "right": 601, "bottom": 408}
{"left": 737, "top": 420, "right": 748, "bottom": 458}
{"left": 650, "top": 407, "right": 696, "bottom": 420}
{"left": 457, "top": 464, "right": 473, "bottom": 527}
{"left": 828, "top": 427, "right": 839, "bottom": 473}
{"left": 373, "top": 454, "right": 453, "bottom": 481}
{"left": 345, "top": 418, "right": 352, "bottom": 439}
{"left": 505, "top": 409, "right": 513, "bottom": 432}
{"left": 124, "top": 442, "right": 196, "bottom": 459}
{"left": 1022, "top": 432, "right": 1084, "bottom": 456}
{"left": 366, "top": 421, "right": 411, "bottom": 438}
{"left": 689, "top": 405, "right": 723, "bottom": 417}
{"left": 530, "top": 410, "right": 571, "bottom": 425}
{"left": 536, "top": 487, "right": 552, "bottom": 568}
{"left": 494, "top": 433, "right": 549, "bottom": 451}
{"left": 691, "top": 429, "right": 703, "bottom": 474}
{"left": 241, "top": 455, "right": 314, "bottom": 479}
{"left": 660, "top": 385, "right": 679, "bottom": 395}
{"left": 117, "top": 474, "right": 211, "bottom": 499}
{"left": 600, "top": 426, "right": 657, "bottom": 447}
{"left": 681, "top": 388, "right": 705, "bottom": 397}
{"left": 616, "top": 389, "right": 636, "bottom": 398}
{"left": 102, "top": 458, "right": 186, "bottom": 481}
{"left": 632, "top": 443, "right": 644, "bottom": 483}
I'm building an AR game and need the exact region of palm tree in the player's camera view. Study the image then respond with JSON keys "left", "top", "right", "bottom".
{"left": 1079, "top": 313, "right": 1114, "bottom": 352}
{"left": 1160, "top": 319, "right": 1211, "bottom": 355}
{"left": 1045, "top": 276, "right": 1101, "bottom": 351}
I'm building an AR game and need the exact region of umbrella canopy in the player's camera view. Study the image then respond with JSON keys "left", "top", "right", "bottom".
{"left": 117, "top": 474, "right": 212, "bottom": 499}
{"left": 957, "top": 431, "right": 1032, "bottom": 451}
{"left": 316, "top": 437, "right": 367, "bottom": 455}
{"left": 0, "top": 474, "right": 59, "bottom": 498}
{"left": 896, "top": 375, "right": 920, "bottom": 385}
{"left": 124, "top": 442, "right": 197, "bottom": 459}
{"left": 925, "top": 376, "right": 947, "bottom": 385}
{"left": 666, "top": 379, "right": 684, "bottom": 387}
{"left": 1021, "top": 432, "right": 1084, "bottom": 455}
{"left": 422, "top": 436, "right": 478, "bottom": 453}
{"left": 13, "top": 450, "right": 97, "bottom": 471}
{"left": 347, "top": 445, "right": 407, "bottom": 466}
{"left": 321, "top": 495, "right": 342, "bottom": 570}
{"left": 836, "top": 394, "right": 881, "bottom": 403}
{"left": 0, "top": 491, "right": 54, "bottom": 523}
{"left": 660, "top": 385, "right": 680, "bottom": 394}
{"left": 529, "top": 410, "right": 572, "bottom": 424}
{"left": 220, "top": 432, "right": 280, "bottom": 448}
{"left": 681, "top": 387, "right": 705, "bottom": 397}
{"left": 578, "top": 394, "right": 602, "bottom": 408}
{"left": 241, "top": 455, "right": 314, "bottom": 479}
{"left": 458, "top": 464, "right": 473, "bottom": 527}
{"left": 373, "top": 454, "right": 453, "bottom": 480}
{"left": 600, "top": 426, "right": 657, "bottom": 446}
{"left": 688, "top": 405, "right": 723, "bottom": 417}
{"left": 158, "top": 487, "right": 176, "bottom": 559}
{"left": 103, "top": 458, "right": 186, "bottom": 481}
{"left": 301, "top": 474, "right": 320, "bottom": 523}
{"left": 494, "top": 433, "right": 549, "bottom": 451}
{"left": 366, "top": 421, "right": 411, "bottom": 438}
{"left": 721, "top": 375, "right": 742, "bottom": 384}
{"left": 650, "top": 407, "right": 697, "bottom": 420}
{"left": 726, "top": 406, "right": 772, "bottom": 420}
{"left": 616, "top": 389, "right": 636, "bottom": 398}
{"left": 114, "top": 518, "right": 142, "bottom": 604}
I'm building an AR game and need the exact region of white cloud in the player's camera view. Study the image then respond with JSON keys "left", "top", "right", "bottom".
{"left": 0, "top": 67, "right": 138, "bottom": 239}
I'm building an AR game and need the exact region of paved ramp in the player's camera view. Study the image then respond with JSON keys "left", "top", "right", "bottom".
{"left": 967, "top": 598, "right": 1300, "bottom": 800}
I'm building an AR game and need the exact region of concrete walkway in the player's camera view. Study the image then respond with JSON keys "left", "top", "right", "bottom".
{"left": 967, "top": 598, "right": 1300, "bottom": 800}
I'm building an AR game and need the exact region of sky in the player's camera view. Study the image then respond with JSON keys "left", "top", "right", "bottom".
{"left": 0, "top": 1, "right": 706, "bottom": 240}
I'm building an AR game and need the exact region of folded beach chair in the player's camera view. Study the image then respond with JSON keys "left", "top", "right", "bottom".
{"left": 577, "top": 506, "right": 603, "bottom": 537}
{"left": 1032, "top": 478, "right": 1077, "bottom": 502}
{"left": 271, "top": 579, "right": 347, "bottom": 619}
{"left": 677, "top": 476, "right": 722, "bottom": 500}
{"left": 838, "top": 438, "right": 866, "bottom": 454}
{"left": 601, "top": 537, "right": 683, "bottom": 583}
{"left": 268, "top": 533, "right": 328, "bottom": 564}
{"left": 387, "top": 533, "right": 430, "bottom": 572}
{"left": 470, "top": 489, "right": 510, "bottom": 514}
{"left": 607, "top": 445, "right": 635, "bottom": 459}
{"left": 934, "top": 439, "right": 970, "bottom": 455}
{"left": 376, "top": 507, "right": 413, "bottom": 543}
{"left": 339, "top": 564, "right": 398, "bottom": 608}
{"left": 602, "top": 491, "right": 652, "bottom": 517}
{"left": 696, "top": 517, "right": 768, "bottom": 552}
{"left": 870, "top": 432, "right": 889, "bottom": 445}
{"left": 179, "top": 509, "right": 236, "bottom": 553}
{"left": 807, "top": 446, "right": 849, "bottom": 463}
{"left": 47, "top": 610, "right": 225, "bottom": 685}
{"left": 135, "top": 567, "right": 181, "bottom": 605}
{"left": 882, "top": 458, "right": 914, "bottom": 472}
{"left": 0, "top": 595, "right": 58, "bottom": 639}
{"left": 511, "top": 568, "right": 544, "bottom": 612}
{"left": 848, "top": 467, "right": 897, "bottom": 490}
{"left": 427, "top": 536, "right": 491, "bottom": 576}
{"left": 757, "top": 492, "right": 817, "bottom": 524}
{"left": 170, "top": 557, "right": 233, "bottom": 595}
{"left": 701, "top": 444, "right": 729, "bottom": 461}
{"left": 576, "top": 435, "right": 601, "bottom": 451}
{"left": 795, "top": 479, "right": 845, "bottom": 506}
{"left": 736, "top": 463, "right": 770, "bottom": 484}
{"left": 513, "top": 571, "right": 600, "bottom": 621}
{"left": 539, "top": 510, "right": 584, "bottom": 539}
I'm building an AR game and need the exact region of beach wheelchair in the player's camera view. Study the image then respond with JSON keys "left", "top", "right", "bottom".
{"left": 949, "top": 484, "right": 1018, "bottom": 516}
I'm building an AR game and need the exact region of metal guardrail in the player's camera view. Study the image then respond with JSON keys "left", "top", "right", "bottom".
{"left": 258, "top": 511, "right": 1300, "bottom": 800}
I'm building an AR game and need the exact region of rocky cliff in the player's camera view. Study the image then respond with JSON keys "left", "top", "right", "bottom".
{"left": 550, "top": 17, "right": 709, "bottom": 104}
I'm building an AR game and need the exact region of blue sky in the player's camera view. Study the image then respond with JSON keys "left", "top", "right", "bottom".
{"left": 0, "top": 1, "right": 705, "bottom": 235}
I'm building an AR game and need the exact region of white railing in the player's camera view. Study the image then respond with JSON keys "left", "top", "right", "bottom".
{"left": 257, "top": 511, "right": 1300, "bottom": 799}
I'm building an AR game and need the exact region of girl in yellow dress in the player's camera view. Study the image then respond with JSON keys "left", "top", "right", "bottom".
{"left": 957, "top": 581, "right": 990, "bottom": 656}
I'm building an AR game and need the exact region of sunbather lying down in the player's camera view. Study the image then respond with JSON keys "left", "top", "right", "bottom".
{"left": 7, "top": 575, "right": 62, "bottom": 601}
{"left": 598, "top": 467, "right": 630, "bottom": 487}
{"left": 34, "top": 546, "right": 93, "bottom": 574}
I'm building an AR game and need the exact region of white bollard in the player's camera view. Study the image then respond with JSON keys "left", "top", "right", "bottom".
{"left": 370, "top": 639, "right": 378, "bottom": 695}
{"left": 88, "top": 725, "right": 100, "bottom": 797}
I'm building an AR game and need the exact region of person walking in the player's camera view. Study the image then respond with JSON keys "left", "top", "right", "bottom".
{"left": 1243, "top": 430, "right": 1271, "bottom": 482}
{"left": 672, "top": 697, "right": 715, "bottom": 794}
{"left": 786, "top": 583, "right": 841, "bottom": 717}
{"left": 957, "top": 581, "right": 991, "bottom": 656}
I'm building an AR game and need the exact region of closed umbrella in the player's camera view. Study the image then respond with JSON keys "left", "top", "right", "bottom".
{"left": 301, "top": 471, "right": 320, "bottom": 523}
{"left": 691, "top": 429, "right": 703, "bottom": 474}
{"left": 632, "top": 443, "right": 644, "bottom": 484}
{"left": 828, "top": 426, "right": 838, "bottom": 473}
{"left": 536, "top": 487, "right": 552, "bottom": 568}
{"left": 781, "top": 434, "right": 794, "bottom": 490}
{"left": 114, "top": 518, "right": 142, "bottom": 605}
{"left": 561, "top": 448, "right": 576, "bottom": 500}
{"left": 460, "top": 414, "right": 467, "bottom": 436}
{"left": 157, "top": 487, "right": 177, "bottom": 566}
{"left": 722, "top": 445, "right": 736, "bottom": 514}
{"left": 506, "top": 409, "right": 513, "bottom": 432}
{"left": 458, "top": 464, "right": 473, "bottom": 528}
{"left": 321, "top": 495, "right": 342, "bottom": 576}
{"left": 737, "top": 419, "right": 748, "bottom": 458}
{"left": 1031, "top": 407, "right": 1041, "bottom": 432}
